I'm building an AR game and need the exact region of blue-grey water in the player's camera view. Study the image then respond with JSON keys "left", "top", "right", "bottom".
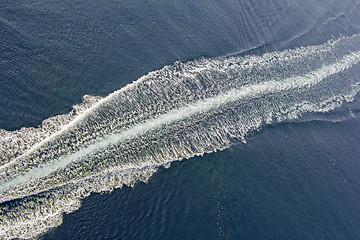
{"left": 1, "top": 0, "right": 360, "bottom": 239}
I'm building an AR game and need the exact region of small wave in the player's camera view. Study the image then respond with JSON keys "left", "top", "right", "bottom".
{"left": 1, "top": 34, "right": 360, "bottom": 239}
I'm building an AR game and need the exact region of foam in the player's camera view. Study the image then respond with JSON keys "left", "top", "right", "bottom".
{"left": 0, "top": 95, "right": 102, "bottom": 166}
{"left": 1, "top": 34, "right": 360, "bottom": 239}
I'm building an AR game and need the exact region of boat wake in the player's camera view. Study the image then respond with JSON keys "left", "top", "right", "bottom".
{"left": 1, "top": 35, "right": 360, "bottom": 239}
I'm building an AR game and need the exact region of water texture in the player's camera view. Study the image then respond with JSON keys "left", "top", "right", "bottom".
{"left": 1, "top": 0, "right": 360, "bottom": 239}
{"left": 1, "top": 35, "right": 360, "bottom": 239}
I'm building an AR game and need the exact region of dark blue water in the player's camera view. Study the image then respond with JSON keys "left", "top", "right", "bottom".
{"left": 2, "top": 0, "right": 360, "bottom": 130}
{"left": 45, "top": 114, "right": 360, "bottom": 240}
{"left": 1, "top": 0, "right": 360, "bottom": 239}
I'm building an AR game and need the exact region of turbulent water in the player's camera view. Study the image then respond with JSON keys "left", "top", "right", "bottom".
{"left": 0, "top": 34, "right": 360, "bottom": 239}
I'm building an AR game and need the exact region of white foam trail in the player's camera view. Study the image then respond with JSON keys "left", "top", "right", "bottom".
{"left": 1, "top": 50, "right": 359, "bottom": 193}
{"left": 0, "top": 95, "right": 103, "bottom": 167}
{"left": 1, "top": 35, "right": 360, "bottom": 240}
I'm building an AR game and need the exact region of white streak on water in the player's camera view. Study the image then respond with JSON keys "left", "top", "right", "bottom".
{"left": 1, "top": 35, "right": 360, "bottom": 240}
{"left": 1, "top": 50, "right": 359, "bottom": 193}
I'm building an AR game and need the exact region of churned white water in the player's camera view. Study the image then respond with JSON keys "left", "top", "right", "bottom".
{"left": 1, "top": 35, "right": 360, "bottom": 239}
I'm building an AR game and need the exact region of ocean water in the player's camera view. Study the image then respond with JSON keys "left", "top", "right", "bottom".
{"left": 1, "top": 0, "right": 360, "bottom": 239}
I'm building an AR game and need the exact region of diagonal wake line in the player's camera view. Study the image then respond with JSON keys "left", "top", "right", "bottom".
{"left": 1, "top": 50, "right": 360, "bottom": 193}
